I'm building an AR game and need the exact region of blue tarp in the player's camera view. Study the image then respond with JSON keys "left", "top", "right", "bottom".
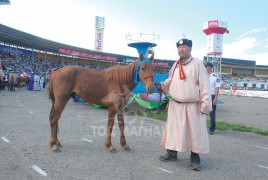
{"left": 132, "top": 74, "right": 168, "bottom": 94}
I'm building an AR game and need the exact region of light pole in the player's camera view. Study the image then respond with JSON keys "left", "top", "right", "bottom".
{"left": 94, "top": 16, "right": 105, "bottom": 52}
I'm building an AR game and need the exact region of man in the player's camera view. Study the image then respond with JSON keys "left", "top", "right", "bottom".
{"left": 1, "top": 60, "right": 6, "bottom": 71}
{"left": 28, "top": 72, "right": 34, "bottom": 91}
{"left": 0, "top": 68, "right": 4, "bottom": 91}
{"left": 205, "top": 62, "right": 221, "bottom": 135}
{"left": 156, "top": 37, "right": 212, "bottom": 171}
{"left": 33, "top": 72, "right": 41, "bottom": 91}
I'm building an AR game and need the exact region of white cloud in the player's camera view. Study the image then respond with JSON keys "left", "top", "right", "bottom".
{"left": 222, "top": 37, "right": 268, "bottom": 65}
{"left": 237, "top": 28, "right": 266, "bottom": 40}
{"left": 224, "top": 37, "right": 258, "bottom": 56}
{"left": 218, "top": 28, "right": 268, "bottom": 65}
{"left": 236, "top": 53, "right": 268, "bottom": 65}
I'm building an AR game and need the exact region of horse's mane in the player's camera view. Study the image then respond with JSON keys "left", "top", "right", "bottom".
{"left": 105, "top": 61, "right": 139, "bottom": 83}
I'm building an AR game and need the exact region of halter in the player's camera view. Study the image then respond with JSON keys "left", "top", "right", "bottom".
{"left": 134, "top": 58, "right": 154, "bottom": 84}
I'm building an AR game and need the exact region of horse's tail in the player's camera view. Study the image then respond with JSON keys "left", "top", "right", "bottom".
{"left": 47, "top": 77, "right": 55, "bottom": 102}
{"left": 47, "top": 77, "right": 55, "bottom": 121}
{"left": 9, "top": 74, "right": 15, "bottom": 91}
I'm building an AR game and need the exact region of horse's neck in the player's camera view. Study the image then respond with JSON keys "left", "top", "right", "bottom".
{"left": 107, "top": 61, "right": 138, "bottom": 91}
{"left": 124, "top": 61, "right": 139, "bottom": 90}
{"left": 10, "top": 74, "right": 14, "bottom": 80}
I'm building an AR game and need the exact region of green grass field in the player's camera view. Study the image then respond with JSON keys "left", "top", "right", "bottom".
{"left": 133, "top": 110, "right": 268, "bottom": 136}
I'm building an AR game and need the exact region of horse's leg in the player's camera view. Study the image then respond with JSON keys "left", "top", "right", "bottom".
{"left": 117, "top": 107, "right": 130, "bottom": 151}
{"left": 49, "top": 100, "right": 67, "bottom": 152}
{"left": 106, "top": 106, "right": 116, "bottom": 153}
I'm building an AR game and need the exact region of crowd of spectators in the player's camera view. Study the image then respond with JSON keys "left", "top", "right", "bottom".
{"left": 221, "top": 74, "right": 268, "bottom": 91}
{"left": 0, "top": 50, "right": 169, "bottom": 85}
{"left": 1, "top": 50, "right": 267, "bottom": 92}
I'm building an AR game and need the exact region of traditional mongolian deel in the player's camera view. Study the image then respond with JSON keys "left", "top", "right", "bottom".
{"left": 160, "top": 58, "right": 212, "bottom": 154}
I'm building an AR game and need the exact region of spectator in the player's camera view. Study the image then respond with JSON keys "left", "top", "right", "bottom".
{"left": 1, "top": 60, "right": 6, "bottom": 71}
{"left": 205, "top": 62, "right": 220, "bottom": 135}
{"left": 33, "top": 73, "right": 41, "bottom": 91}
{"left": 0, "top": 68, "right": 4, "bottom": 91}
{"left": 28, "top": 73, "right": 34, "bottom": 91}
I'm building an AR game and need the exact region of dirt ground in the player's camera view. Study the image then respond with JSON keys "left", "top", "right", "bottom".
{"left": 216, "top": 94, "right": 268, "bottom": 130}
{"left": 127, "top": 94, "right": 268, "bottom": 131}
{"left": 1, "top": 89, "right": 268, "bottom": 179}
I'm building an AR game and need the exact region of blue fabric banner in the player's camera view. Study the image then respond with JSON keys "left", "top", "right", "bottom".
{"left": 132, "top": 74, "right": 168, "bottom": 94}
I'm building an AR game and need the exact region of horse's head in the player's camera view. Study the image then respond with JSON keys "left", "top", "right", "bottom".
{"left": 135, "top": 50, "right": 155, "bottom": 94}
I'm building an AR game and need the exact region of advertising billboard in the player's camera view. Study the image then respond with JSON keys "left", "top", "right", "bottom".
{"left": 95, "top": 29, "right": 104, "bottom": 51}
{"left": 207, "top": 33, "right": 223, "bottom": 55}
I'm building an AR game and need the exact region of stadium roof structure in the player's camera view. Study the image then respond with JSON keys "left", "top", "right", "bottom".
{"left": 4, "top": 23, "right": 264, "bottom": 68}
{"left": 0, "top": 23, "right": 131, "bottom": 60}
{"left": 221, "top": 57, "right": 256, "bottom": 66}
{"left": 204, "top": 56, "right": 268, "bottom": 68}
{"left": 0, "top": 0, "right": 10, "bottom": 5}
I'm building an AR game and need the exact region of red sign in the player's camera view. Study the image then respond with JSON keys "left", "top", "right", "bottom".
{"left": 106, "top": 56, "right": 118, "bottom": 61}
{"left": 153, "top": 62, "right": 169, "bottom": 67}
{"left": 58, "top": 48, "right": 71, "bottom": 54}
{"left": 58, "top": 48, "right": 117, "bottom": 61}
{"left": 208, "top": 20, "right": 218, "bottom": 28}
{"left": 96, "top": 33, "right": 103, "bottom": 50}
{"left": 94, "top": 54, "right": 105, "bottom": 60}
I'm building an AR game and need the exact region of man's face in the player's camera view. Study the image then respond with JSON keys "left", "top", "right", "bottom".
{"left": 177, "top": 45, "right": 191, "bottom": 59}
{"left": 206, "top": 66, "right": 212, "bottom": 74}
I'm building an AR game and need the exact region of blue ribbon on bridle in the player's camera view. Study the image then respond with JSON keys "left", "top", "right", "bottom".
{"left": 134, "top": 58, "right": 152, "bottom": 84}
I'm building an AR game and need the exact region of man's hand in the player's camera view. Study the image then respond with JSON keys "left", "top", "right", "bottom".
{"left": 155, "top": 83, "right": 162, "bottom": 91}
{"left": 212, "top": 99, "right": 217, "bottom": 106}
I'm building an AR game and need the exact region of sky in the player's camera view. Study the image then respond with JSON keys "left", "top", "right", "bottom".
{"left": 1, "top": 0, "right": 268, "bottom": 65}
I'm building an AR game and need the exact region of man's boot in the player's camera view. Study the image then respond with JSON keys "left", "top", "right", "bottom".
{"left": 160, "top": 149, "right": 178, "bottom": 162}
{"left": 190, "top": 152, "right": 201, "bottom": 171}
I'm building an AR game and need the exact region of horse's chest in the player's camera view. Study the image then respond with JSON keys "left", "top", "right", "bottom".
{"left": 102, "top": 89, "right": 131, "bottom": 107}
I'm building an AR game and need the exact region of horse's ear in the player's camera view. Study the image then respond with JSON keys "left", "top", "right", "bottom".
{"left": 149, "top": 53, "right": 154, "bottom": 61}
{"left": 138, "top": 52, "right": 144, "bottom": 61}
{"left": 147, "top": 49, "right": 154, "bottom": 61}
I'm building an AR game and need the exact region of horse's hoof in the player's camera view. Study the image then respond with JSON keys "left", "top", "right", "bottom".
{"left": 110, "top": 149, "right": 117, "bottom": 153}
{"left": 124, "top": 146, "right": 131, "bottom": 151}
{"left": 108, "top": 147, "right": 117, "bottom": 153}
{"left": 56, "top": 142, "right": 62, "bottom": 147}
{"left": 51, "top": 145, "right": 61, "bottom": 152}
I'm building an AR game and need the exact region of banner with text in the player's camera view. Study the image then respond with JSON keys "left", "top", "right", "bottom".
{"left": 58, "top": 48, "right": 117, "bottom": 61}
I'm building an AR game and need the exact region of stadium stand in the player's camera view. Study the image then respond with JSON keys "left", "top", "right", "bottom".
{"left": 0, "top": 23, "right": 267, "bottom": 91}
{"left": 208, "top": 57, "right": 268, "bottom": 90}
{"left": 0, "top": 0, "right": 10, "bottom": 5}
{"left": 0, "top": 24, "right": 170, "bottom": 74}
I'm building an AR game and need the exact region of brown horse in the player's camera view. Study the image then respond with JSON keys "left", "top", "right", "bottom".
{"left": 16, "top": 76, "right": 30, "bottom": 89}
{"left": 8, "top": 72, "right": 17, "bottom": 91}
{"left": 47, "top": 51, "right": 155, "bottom": 152}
